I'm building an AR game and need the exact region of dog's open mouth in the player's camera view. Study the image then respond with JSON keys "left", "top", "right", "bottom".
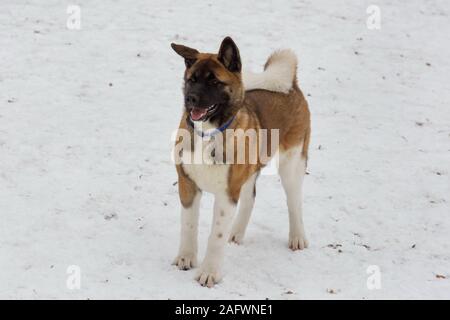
{"left": 190, "top": 104, "right": 218, "bottom": 121}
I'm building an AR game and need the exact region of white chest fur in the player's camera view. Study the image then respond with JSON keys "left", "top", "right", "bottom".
{"left": 181, "top": 130, "right": 230, "bottom": 195}
{"left": 182, "top": 160, "right": 229, "bottom": 194}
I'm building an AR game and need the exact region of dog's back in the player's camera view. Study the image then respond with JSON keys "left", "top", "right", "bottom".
{"left": 243, "top": 50, "right": 311, "bottom": 158}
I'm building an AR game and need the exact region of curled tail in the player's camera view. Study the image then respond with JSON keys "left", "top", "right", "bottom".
{"left": 243, "top": 49, "right": 298, "bottom": 94}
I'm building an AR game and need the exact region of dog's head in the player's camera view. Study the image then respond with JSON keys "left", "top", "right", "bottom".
{"left": 171, "top": 37, "right": 244, "bottom": 123}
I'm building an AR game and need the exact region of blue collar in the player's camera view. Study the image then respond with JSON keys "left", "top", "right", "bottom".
{"left": 189, "top": 115, "right": 236, "bottom": 138}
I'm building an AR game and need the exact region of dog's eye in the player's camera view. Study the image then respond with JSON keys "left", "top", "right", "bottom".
{"left": 188, "top": 76, "right": 196, "bottom": 83}
{"left": 210, "top": 78, "right": 221, "bottom": 85}
{"left": 206, "top": 73, "right": 220, "bottom": 85}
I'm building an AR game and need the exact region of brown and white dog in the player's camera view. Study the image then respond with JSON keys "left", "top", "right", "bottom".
{"left": 171, "top": 37, "right": 311, "bottom": 287}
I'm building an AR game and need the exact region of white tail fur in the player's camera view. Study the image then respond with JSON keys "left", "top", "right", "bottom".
{"left": 243, "top": 49, "right": 297, "bottom": 94}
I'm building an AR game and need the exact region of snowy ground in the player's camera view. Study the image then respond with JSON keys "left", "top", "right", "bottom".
{"left": 1, "top": 0, "right": 449, "bottom": 299}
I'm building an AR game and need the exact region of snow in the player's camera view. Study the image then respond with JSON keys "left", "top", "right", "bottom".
{"left": 1, "top": 0, "right": 449, "bottom": 299}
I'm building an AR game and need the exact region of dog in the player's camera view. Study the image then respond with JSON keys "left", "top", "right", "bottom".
{"left": 171, "top": 37, "right": 311, "bottom": 287}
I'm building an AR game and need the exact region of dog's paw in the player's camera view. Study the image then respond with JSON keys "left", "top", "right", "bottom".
{"left": 289, "top": 234, "right": 309, "bottom": 251}
{"left": 172, "top": 254, "right": 197, "bottom": 270}
{"left": 228, "top": 232, "right": 244, "bottom": 245}
{"left": 195, "top": 267, "right": 222, "bottom": 288}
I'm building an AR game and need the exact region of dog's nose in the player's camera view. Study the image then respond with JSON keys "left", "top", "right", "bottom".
{"left": 186, "top": 94, "right": 199, "bottom": 106}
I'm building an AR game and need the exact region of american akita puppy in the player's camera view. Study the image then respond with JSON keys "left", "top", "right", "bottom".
{"left": 171, "top": 37, "right": 311, "bottom": 287}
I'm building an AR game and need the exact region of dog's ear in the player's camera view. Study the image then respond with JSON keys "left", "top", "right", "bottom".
{"left": 217, "top": 37, "right": 241, "bottom": 73}
{"left": 171, "top": 43, "right": 199, "bottom": 68}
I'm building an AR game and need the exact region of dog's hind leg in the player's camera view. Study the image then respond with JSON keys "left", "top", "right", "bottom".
{"left": 228, "top": 172, "right": 258, "bottom": 244}
{"left": 196, "top": 194, "right": 237, "bottom": 287}
{"left": 279, "top": 145, "right": 309, "bottom": 251}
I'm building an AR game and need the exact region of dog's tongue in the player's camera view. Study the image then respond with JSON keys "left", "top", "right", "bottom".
{"left": 190, "top": 107, "right": 208, "bottom": 121}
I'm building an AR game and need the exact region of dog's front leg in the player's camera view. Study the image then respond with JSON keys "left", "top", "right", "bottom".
{"left": 173, "top": 192, "right": 201, "bottom": 270}
{"left": 173, "top": 170, "right": 202, "bottom": 270}
{"left": 196, "top": 194, "right": 236, "bottom": 288}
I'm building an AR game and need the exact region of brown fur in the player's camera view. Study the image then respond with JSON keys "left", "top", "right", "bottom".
{"left": 175, "top": 47, "right": 310, "bottom": 207}
{"left": 226, "top": 86, "right": 310, "bottom": 203}
{"left": 176, "top": 163, "right": 198, "bottom": 208}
